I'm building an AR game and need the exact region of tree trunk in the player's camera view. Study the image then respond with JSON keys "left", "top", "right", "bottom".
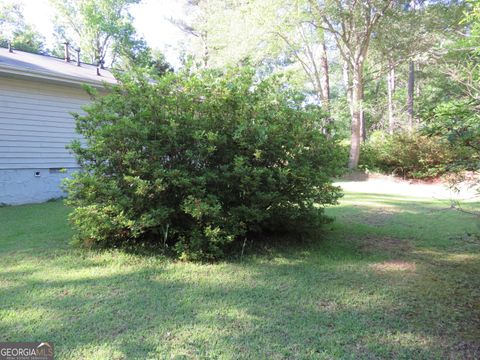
{"left": 201, "top": 32, "right": 209, "bottom": 68}
{"left": 360, "top": 84, "right": 366, "bottom": 142}
{"left": 407, "top": 60, "right": 414, "bottom": 129}
{"left": 348, "top": 63, "right": 363, "bottom": 169}
{"left": 360, "top": 111, "right": 366, "bottom": 142}
{"left": 319, "top": 37, "right": 331, "bottom": 137}
{"left": 387, "top": 59, "right": 396, "bottom": 134}
{"left": 319, "top": 40, "right": 330, "bottom": 109}
{"left": 415, "top": 63, "right": 420, "bottom": 97}
{"left": 415, "top": 63, "right": 421, "bottom": 126}
{"left": 343, "top": 60, "right": 353, "bottom": 117}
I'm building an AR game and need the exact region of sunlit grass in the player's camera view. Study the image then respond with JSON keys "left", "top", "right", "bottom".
{"left": 0, "top": 187, "right": 479, "bottom": 359}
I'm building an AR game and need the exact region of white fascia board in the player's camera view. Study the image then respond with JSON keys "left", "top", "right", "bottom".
{"left": 0, "top": 64, "right": 115, "bottom": 89}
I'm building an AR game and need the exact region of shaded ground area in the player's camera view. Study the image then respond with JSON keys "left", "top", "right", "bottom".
{"left": 0, "top": 180, "right": 479, "bottom": 359}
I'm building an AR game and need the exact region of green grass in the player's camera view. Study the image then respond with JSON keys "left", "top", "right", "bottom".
{"left": 1, "top": 188, "right": 479, "bottom": 359}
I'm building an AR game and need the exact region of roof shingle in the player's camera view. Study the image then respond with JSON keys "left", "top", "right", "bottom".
{"left": 0, "top": 48, "right": 116, "bottom": 86}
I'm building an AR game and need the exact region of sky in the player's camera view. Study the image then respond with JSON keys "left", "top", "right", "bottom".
{"left": 19, "top": 0, "right": 187, "bottom": 66}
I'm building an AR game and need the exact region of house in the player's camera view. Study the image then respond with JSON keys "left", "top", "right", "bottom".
{"left": 0, "top": 47, "right": 116, "bottom": 205}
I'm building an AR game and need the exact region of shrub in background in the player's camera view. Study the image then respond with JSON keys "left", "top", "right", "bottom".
{"left": 65, "top": 68, "right": 343, "bottom": 260}
{"left": 359, "top": 130, "right": 456, "bottom": 179}
{"left": 424, "top": 100, "right": 480, "bottom": 171}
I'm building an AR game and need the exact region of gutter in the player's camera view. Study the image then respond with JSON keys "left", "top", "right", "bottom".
{"left": 0, "top": 63, "right": 116, "bottom": 89}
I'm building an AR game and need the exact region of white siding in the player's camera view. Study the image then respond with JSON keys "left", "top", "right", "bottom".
{"left": 0, "top": 77, "right": 90, "bottom": 169}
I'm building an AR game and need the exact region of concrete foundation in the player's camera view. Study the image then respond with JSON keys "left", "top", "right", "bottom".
{"left": 0, "top": 168, "right": 78, "bottom": 205}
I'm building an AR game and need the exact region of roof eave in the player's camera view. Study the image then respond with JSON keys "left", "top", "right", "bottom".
{"left": 0, "top": 64, "right": 115, "bottom": 88}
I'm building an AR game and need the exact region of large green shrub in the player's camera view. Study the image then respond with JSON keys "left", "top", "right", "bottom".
{"left": 359, "top": 131, "right": 456, "bottom": 179}
{"left": 424, "top": 100, "right": 480, "bottom": 170}
{"left": 65, "top": 69, "right": 343, "bottom": 260}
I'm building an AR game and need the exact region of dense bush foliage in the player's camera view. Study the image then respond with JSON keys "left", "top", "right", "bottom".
{"left": 65, "top": 69, "right": 343, "bottom": 260}
{"left": 359, "top": 131, "right": 457, "bottom": 179}
{"left": 424, "top": 100, "right": 480, "bottom": 170}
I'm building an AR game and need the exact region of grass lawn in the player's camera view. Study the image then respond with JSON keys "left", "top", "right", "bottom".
{"left": 1, "top": 185, "right": 479, "bottom": 359}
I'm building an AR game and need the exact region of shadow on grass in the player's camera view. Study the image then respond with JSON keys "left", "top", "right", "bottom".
{"left": 2, "top": 242, "right": 479, "bottom": 359}
{"left": 0, "top": 197, "right": 479, "bottom": 359}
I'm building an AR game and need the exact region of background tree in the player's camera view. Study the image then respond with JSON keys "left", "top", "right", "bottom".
{"left": 173, "top": 0, "right": 334, "bottom": 132}
{"left": 0, "top": 1, "right": 46, "bottom": 54}
{"left": 168, "top": 0, "right": 472, "bottom": 170}
{"left": 309, "top": 0, "right": 395, "bottom": 168}
{"left": 424, "top": 0, "right": 480, "bottom": 171}
{"left": 366, "top": 0, "right": 464, "bottom": 134}
{"left": 170, "top": 0, "right": 225, "bottom": 69}
{"left": 50, "top": 0, "right": 144, "bottom": 67}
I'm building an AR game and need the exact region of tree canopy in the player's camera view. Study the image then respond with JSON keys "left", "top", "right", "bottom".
{"left": 0, "top": 2, "right": 46, "bottom": 54}
{"left": 173, "top": 0, "right": 469, "bottom": 169}
{"left": 50, "top": 0, "right": 149, "bottom": 68}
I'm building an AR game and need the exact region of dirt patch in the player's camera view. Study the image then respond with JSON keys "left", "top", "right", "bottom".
{"left": 339, "top": 171, "right": 371, "bottom": 182}
{"left": 0, "top": 279, "right": 13, "bottom": 289}
{"left": 447, "top": 341, "right": 480, "bottom": 360}
{"left": 359, "top": 235, "right": 412, "bottom": 256}
{"left": 340, "top": 170, "right": 480, "bottom": 186}
{"left": 369, "top": 260, "right": 416, "bottom": 272}
{"left": 335, "top": 172, "right": 478, "bottom": 201}
{"left": 348, "top": 207, "right": 398, "bottom": 226}
{"left": 316, "top": 300, "right": 339, "bottom": 312}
